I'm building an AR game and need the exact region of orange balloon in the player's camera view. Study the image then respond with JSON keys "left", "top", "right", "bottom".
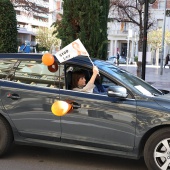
{"left": 42, "top": 53, "right": 55, "bottom": 66}
{"left": 51, "top": 101, "right": 72, "bottom": 116}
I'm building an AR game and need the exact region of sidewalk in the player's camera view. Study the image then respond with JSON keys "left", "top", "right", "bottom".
{"left": 119, "top": 64, "right": 170, "bottom": 91}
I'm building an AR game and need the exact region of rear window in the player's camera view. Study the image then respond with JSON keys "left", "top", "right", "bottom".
{"left": 0, "top": 59, "right": 18, "bottom": 79}
{"left": 0, "top": 59, "right": 65, "bottom": 89}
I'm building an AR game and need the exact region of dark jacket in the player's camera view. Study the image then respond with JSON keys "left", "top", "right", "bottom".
{"left": 165, "top": 55, "right": 170, "bottom": 65}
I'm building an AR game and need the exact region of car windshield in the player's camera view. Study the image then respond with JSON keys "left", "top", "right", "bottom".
{"left": 95, "top": 61, "right": 163, "bottom": 96}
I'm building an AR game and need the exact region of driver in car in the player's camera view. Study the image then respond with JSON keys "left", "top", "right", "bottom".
{"left": 72, "top": 66, "right": 107, "bottom": 94}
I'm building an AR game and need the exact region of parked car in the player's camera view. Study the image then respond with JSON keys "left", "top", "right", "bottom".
{"left": 107, "top": 56, "right": 117, "bottom": 64}
{"left": 107, "top": 56, "right": 126, "bottom": 64}
{"left": 119, "top": 56, "right": 126, "bottom": 64}
{"left": 0, "top": 53, "right": 170, "bottom": 170}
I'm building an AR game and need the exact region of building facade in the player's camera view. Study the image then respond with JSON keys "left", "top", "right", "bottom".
{"left": 12, "top": 0, "right": 170, "bottom": 62}
{"left": 107, "top": 0, "right": 170, "bottom": 64}
{"left": 151, "top": 0, "right": 170, "bottom": 58}
{"left": 12, "top": 0, "right": 63, "bottom": 46}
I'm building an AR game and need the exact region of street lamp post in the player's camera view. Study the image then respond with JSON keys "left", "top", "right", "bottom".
{"left": 160, "top": 0, "right": 167, "bottom": 75}
{"left": 138, "top": 0, "right": 156, "bottom": 80}
{"left": 126, "top": 29, "right": 132, "bottom": 65}
{"left": 141, "top": 1, "right": 148, "bottom": 80}
{"left": 126, "top": 35, "right": 130, "bottom": 65}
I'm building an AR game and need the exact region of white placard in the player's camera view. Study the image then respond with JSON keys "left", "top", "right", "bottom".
{"left": 55, "top": 39, "right": 89, "bottom": 63}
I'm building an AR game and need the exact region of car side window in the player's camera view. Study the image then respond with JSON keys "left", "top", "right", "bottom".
{"left": 64, "top": 65, "right": 117, "bottom": 92}
{"left": 0, "top": 59, "right": 65, "bottom": 89}
{"left": 65, "top": 65, "right": 91, "bottom": 90}
{"left": 64, "top": 64, "right": 132, "bottom": 98}
{"left": 100, "top": 75, "right": 133, "bottom": 98}
{"left": 98, "top": 75, "right": 117, "bottom": 87}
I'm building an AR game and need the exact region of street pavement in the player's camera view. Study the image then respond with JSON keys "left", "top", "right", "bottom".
{"left": 119, "top": 64, "right": 170, "bottom": 91}
{"left": 1, "top": 145, "right": 147, "bottom": 170}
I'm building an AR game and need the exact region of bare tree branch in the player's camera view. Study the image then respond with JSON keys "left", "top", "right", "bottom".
{"left": 11, "top": 0, "right": 49, "bottom": 14}
{"left": 109, "top": 0, "right": 156, "bottom": 51}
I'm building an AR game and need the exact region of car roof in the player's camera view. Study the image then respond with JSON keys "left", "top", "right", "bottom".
{"left": 0, "top": 53, "right": 121, "bottom": 71}
{"left": 0, "top": 53, "right": 43, "bottom": 60}
{"left": 0, "top": 53, "right": 98, "bottom": 65}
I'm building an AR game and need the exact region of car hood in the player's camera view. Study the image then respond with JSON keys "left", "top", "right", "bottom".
{"left": 152, "top": 93, "right": 170, "bottom": 110}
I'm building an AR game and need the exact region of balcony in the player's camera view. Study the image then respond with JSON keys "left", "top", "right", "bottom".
{"left": 108, "top": 30, "right": 128, "bottom": 35}
{"left": 27, "top": 0, "right": 49, "bottom": 8}
{"left": 17, "top": 15, "right": 48, "bottom": 27}
{"left": 17, "top": 15, "right": 30, "bottom": 24}
{"left": 33, "top": 13, "right": 49, "bottom": 19}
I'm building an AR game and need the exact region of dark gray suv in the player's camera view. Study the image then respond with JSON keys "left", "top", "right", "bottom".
{"left": 0, "top": 53, "right": 170, "bottom": 170}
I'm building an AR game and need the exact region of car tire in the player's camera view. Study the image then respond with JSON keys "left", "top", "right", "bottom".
{"left": 144, "top": 128, "right": 170, "bottom": 170}
{"left": 0, "top": 117, "right": 13, "bottom": 157}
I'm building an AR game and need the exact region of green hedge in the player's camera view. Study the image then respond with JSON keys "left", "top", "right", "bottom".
{"left": 0, "top": 0, "right": 18, "bottom": 53}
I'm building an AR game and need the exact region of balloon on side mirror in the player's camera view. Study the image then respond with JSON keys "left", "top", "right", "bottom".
{"left": 107, "top": 86, "right": 128, "bottom": 98}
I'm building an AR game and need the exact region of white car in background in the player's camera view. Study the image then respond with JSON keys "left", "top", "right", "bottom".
{"left": 107, "top": 56, "right": 117, "bottom": 64}
{"left": 107, "top": 56, "right": 126, "bottom": 64}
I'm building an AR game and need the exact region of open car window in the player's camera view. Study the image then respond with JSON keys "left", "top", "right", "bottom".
{"left": 65, "top": 65, "right": 91, "bottom": 90}
{"left": 64, "top": 64, "right": 133, "bottom": 97}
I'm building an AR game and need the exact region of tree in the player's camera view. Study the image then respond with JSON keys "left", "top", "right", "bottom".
{"left": 36, "top": 26, "right": 61, "bottom": 52}
{"left": 109, "top": 0, "right": 155, "bottom": 52}
{"left": 53, "top": 0, "right": 110, "bottom": 60}
{"left": 148, "top": 29, "right": 170, "bottom": 66}
{"left": 0, "top": 0, "right": 18, "bottom": 53}
{"left": 10, "top": 0, "right": 49, "bottom": 14}
{"left": 109, "top": 0, "right": 156, "bottom": 77}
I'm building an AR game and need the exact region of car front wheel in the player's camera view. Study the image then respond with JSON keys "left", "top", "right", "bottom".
{"left": 0, "top": 117, "right": 13, "bottom": 157}
{"left": 144, "top": 128, "right": 170, "bottom": 170}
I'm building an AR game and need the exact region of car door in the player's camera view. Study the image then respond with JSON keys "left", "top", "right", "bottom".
{"left": 0, "top": 59, "right": 62, "bottom": 142}
{"left": 60, "top": 84, "right": 136, "bottom": 151}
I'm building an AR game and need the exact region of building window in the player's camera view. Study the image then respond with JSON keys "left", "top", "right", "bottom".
{"left": 61, "top": 0, "right": 64, "bottom": 10}
{"left": 159, "top": 0, "right": 165, "bottom": 9}
{"left": 56, "top": 0, "right": 63, "bottom": 11}
{"left": 157, "top": 19, "right": 163, "bottom": 28}
{"left": 16, "top": 10, "right": 21, "bottom": 15}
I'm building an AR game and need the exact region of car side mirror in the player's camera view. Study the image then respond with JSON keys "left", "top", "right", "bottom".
{"left": 107, "top": 86, "right": 128, "bottom": 98}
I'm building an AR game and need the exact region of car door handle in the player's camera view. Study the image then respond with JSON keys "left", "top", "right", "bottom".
{"left": 72, "top": 102, "right": 81, "bottom": 109}
{"left": 7, "top": 93, "right": 20, "bottom": 99}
